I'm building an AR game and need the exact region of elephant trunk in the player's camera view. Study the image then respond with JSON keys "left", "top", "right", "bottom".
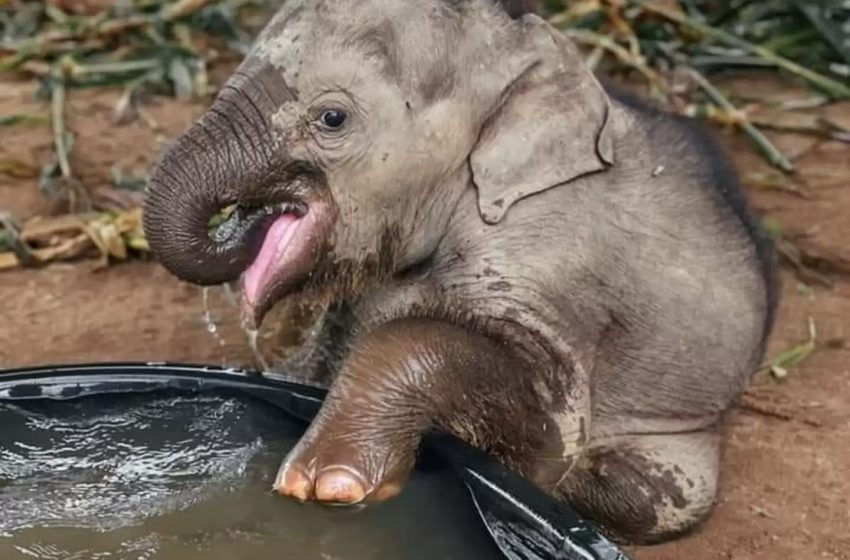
{"left": 143, "top": 59, "right": 293, "bottom": 286}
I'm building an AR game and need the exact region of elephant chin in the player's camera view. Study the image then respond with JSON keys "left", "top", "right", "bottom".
{"left": 239, "top": 197, "right": 335, "bottom": 329}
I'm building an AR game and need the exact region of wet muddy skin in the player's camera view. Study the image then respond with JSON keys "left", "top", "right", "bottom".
{"left": 0, "top": 391, "right": 503, "bottom": 559}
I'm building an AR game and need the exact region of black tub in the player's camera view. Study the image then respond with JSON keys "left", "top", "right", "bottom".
{"left": 0, "top": 362, "right": 629, "bottom": 560}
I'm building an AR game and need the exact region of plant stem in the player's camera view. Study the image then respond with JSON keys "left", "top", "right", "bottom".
{"left": 559, "top": 28, "right": 667, "bottom": 100}
{"left": 3, "top": 0, "right": 215, "bottom": 59}
{"left": 638, "top": 0, "right": 850, "bottom": 99}
{"left": 687, "top": 68, "right": 795, "bottom": 173}
{"left": 50, "top": 71, "right": 72, "bottom": 179}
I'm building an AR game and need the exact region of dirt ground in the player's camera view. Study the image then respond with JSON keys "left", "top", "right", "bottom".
{"left": 1, "top": 69, "right": 848, "bottom": 559}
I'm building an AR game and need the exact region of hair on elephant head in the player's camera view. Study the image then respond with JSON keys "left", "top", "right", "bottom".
{"left": 142, "top": 0, "right": 614, "bottom": 327}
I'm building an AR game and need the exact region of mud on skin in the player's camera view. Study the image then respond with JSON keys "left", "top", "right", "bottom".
{"left": 142, "top": 0, "right": 777, "bottom": 545}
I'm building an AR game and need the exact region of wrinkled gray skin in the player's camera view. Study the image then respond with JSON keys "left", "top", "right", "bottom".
{"left": 143, "top": 0, "right": 777, "bottom": 545}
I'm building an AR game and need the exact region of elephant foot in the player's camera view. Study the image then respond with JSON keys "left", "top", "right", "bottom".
{"left": 271, "top": 317, "right": 539, "bottom": 506}
{"left": 558, "top": 430, "right": 721, "bottom": 544}
{"left": 273, "top": 398, "right": 419, "bottom": 505}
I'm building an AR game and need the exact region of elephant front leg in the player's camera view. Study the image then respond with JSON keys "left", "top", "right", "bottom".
{"left": 274, "top": 317, "right": 551, "bottom": 504}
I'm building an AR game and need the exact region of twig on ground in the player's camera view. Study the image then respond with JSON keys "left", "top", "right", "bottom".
{"left": 686, "top": 68, "right": 795, "bottom": 173}
{"left": 748, "top": 117, "right": 850, "bottom": 144}
{"left": 49, "top": 66, "right": 72, "bottom": 180}
{"left": 779, "top": 236, "right": 850, "bottom": 281}
{"left": 739, "top": 396, "right": 823, "bottom": 428}
{"left": 745, "top": 171, "right": 812, "bottom": 199}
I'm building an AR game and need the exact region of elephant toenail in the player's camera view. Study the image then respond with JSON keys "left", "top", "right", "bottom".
{"left": 315, "top": 466, "right": 368, "bottom": 504}
{"left": 275, "top": 466, "right": 312, "bottom": 502}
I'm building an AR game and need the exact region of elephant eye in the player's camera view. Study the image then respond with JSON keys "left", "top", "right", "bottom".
{"left": 320, "top": 109, "right": 347, "bottom": 130}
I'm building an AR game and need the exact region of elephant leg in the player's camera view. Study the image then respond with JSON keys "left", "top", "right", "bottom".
{"left": 558, "top": 431, "right": 721, "bottom": 545}
{"left": 274, "top": 317, "right": 553, "bottom": 504}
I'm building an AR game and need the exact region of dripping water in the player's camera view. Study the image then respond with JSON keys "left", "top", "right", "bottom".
{"left": 209, "top": 282, "right": 334, "bottom": 378}
{"left": 200, "top": 282, "right": 272, "bottom": 374}
{"left": 201, "top": 287, "right": 228, "bottom": 349}
{"left": 244, "top": 325, "right": 270, "bottom": 373}
{"left": 222, "top": 282, "right": 240, "bottom": 309}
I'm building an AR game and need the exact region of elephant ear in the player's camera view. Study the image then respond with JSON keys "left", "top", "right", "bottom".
{"left": 470, "top": 17, "right": 615, "bottom": 225}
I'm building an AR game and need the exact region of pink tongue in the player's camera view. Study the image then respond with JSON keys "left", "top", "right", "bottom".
{"left": 243, "top": 214, "right": 299, "bottom": 305}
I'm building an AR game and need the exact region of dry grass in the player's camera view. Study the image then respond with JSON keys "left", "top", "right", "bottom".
{"left": 2, "top": 0, "right": 848, "bottom": 269}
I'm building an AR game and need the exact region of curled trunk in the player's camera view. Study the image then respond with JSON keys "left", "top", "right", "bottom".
{"left": 143, "top": 57, "right": 294, "bottom": 285}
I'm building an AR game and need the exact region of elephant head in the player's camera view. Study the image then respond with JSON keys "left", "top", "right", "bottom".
{"left": 143, "top": 0, "right": 613, "bottom": 327}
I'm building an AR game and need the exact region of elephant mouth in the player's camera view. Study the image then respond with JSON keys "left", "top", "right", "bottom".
{"left": 230, "top": 197, "right": 332, "bottom": 328}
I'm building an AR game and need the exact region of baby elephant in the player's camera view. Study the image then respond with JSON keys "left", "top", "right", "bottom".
{"left": 143, "top": 0, "right": 777, "bottom": 545}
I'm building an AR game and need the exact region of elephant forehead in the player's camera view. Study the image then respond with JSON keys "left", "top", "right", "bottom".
{"left": 257, "top": 14, "right": 396, "bottom": 94}
{"left": 256, "top": 3, "right": 317, "bottom": 86}
{"left": 253, "top": 0, "right": 471, "bottom": 96}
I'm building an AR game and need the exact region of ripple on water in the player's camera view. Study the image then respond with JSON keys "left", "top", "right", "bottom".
{"left": 0, "top": 393, "right": 268, "bottom": 535}
{"left": 0, "top": 391, "right": 503, "bottom": 560}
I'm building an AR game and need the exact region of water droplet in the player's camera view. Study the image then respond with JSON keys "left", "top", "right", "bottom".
{"left": 202, "top": 287, "right": 228, "bottom": 349}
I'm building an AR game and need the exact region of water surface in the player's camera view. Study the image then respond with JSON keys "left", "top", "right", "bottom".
{"left": 0, "top": 390, "right": 502, "bottom": 559}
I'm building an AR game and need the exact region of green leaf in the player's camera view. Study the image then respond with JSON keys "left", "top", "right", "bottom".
{"left": 760, "top": 217, "right": 783, "bottom": 241}
{"left": 0, "top": 113, "right": 48, "bottom": 127}
{"left": 790, "top": 0, "right": 850, "bottom": 66}
{"left": 760, "top": 317, "right": 818, "bottom": 378}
